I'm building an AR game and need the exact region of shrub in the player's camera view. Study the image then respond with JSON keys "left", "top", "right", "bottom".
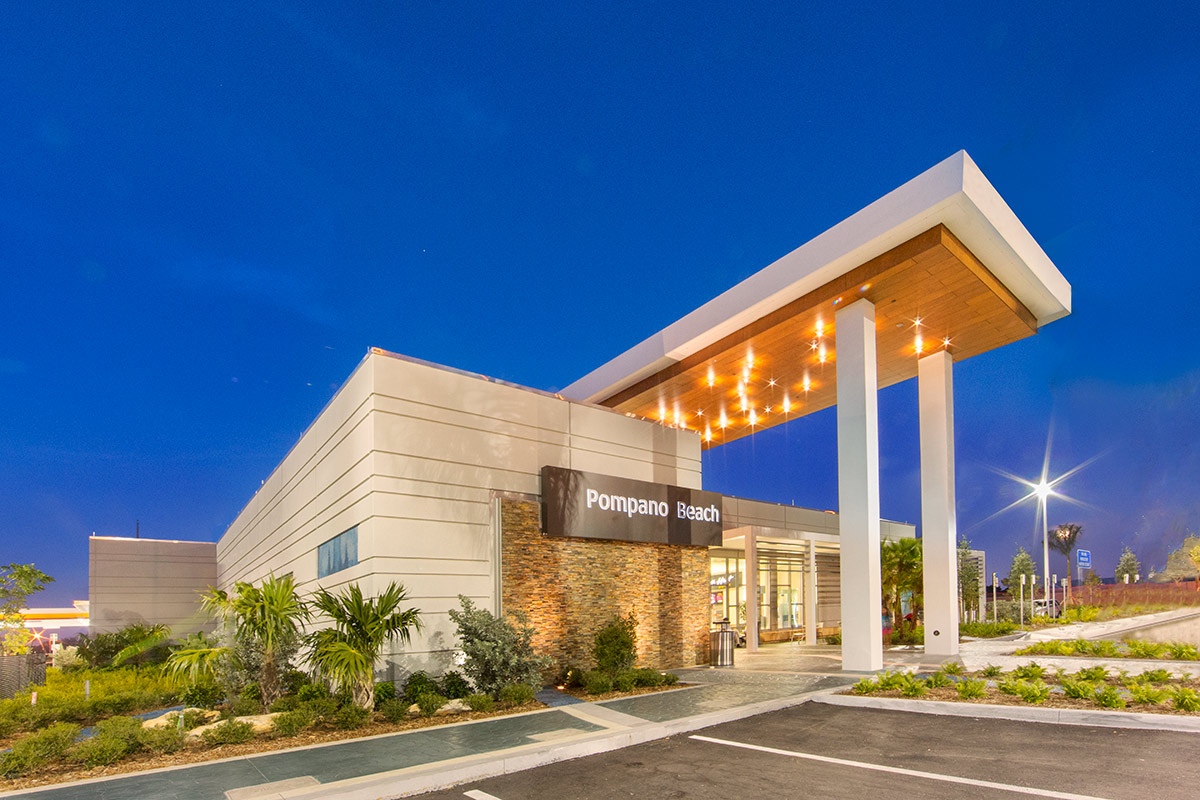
{"left": 1171, "top": 687, "right": 1200, "bottom": 712}
{"left": 852, "top": 678, "right": 879, "bottom": 695}
{"left": 1016, "top": 680, "right": 1051, "bottom": 704}
{"left": 1074, "top": 666, "right": 1108, "bottom": 682}
{"left": 379, "top": 698, "right": 410, "bottom": 723}
{"left": 1125, "top": 640, "right": 1166, "bottom": 659}
{"left": 581, "top": 670, "right": 613, "bottom": 695}
{"left": 980, "top": 664, "right": 1003, "bottom": 678}
{"left": 281, "top": 669, "right": 310, "bottom": 695}
{"left": 956, "top": 679, "right": 987, "bottom": 699}
{"left": 374, "top": 681, "right": 396, "bottom": 708}
{"left": 1167, "top": 642, "right": 1199, "bottom": 661}
{"left": 182, "top": 682, "right": 224, "bottom": 709}
{"left": 0, "top": 722, "right": 80, "bottom": 777}
{"left": 181, "top": 709, "right": 209, "bottom": 730}
{"left": 997, "top": 677, "right": 1023, "bottom": 696}
{"left": 1128, "top": 683, "right": 1168, "bottom": 705}
{"left": 334, "top": 704, "right": 372, "bottom": 729}
{"left": 925, "top": 671, "right": 952, "bottom": 689}
{"left": 297, "top": 683, "right": 330, "bottom": 702}
{"left": 614, "top": 671, "right": 638, "bottom": 692}
{"left": 499, "top": 683, "right": 536, "bottom": 706}
{"left": 301, "top": 697, "right": 339, "bottom": 722}
{"left": 632, "top": 668, "right": 665, "bottom": 688}
{"left": 416, "top": 692, "right": 448, "bottom": 717}
{"left": 70, "top": 715, "right": 143, "bottom": 767}
{"left": 240, "top": 683, "right": 262, "bottom": 703}
{"left": 269, "top": 695, "right": 301, "bottom": 713}
{"left": 940, "top": 662, "right": 963, "bottom": 676}
{"left": 660, "top": 672, "right": 679, "bottom": 686}
{"left": 897, "top": 675, "right": 926, "bottom": 697}
{"left": 448, "top": 596, "right": 552, "bottom": 697}
{"left": 466, "top": 693, "right": 495, "bottom": 712}
{"left": 1139, "top": 668, "right": 1173, "bottom": 684}
{"left": 439, "top": 671, "right": 471, "bottom": 699}
{"left": 1060, "top": 678, "right": 1095, "bottom": 700}
{"left": 138, "top": 724, "right": 186, "bottom": 754}
{"left": 876, "top": 671, "right": 907, "bottom": 690}
{"left": 959, "top": 621, "right": 1017, "bottom": 638}
{"left": 227, "top": 696, "right": 262, "bottom": 717}
{"left": 403, "top": 671, "right": 439, "bottom": 704}
{"left": 200, "top": 719, "right": 256, "bottom": 746}
{"left": 823, "top": 633, "right": 842, "bottom": 645}
{"left": 594, "top": 613, "right": 638, "bottom": 676}
{"left": 0, "top": 712, "right": 18, "bottom": 738}
{"left": 271, "top": 706, "right": 316, "bottom": 737}
{"left": 1093, "top": 685, "right": 1127, "bottom": 709}
{"left": 1012, "top": 662, "right": 1045, "bottom": 680}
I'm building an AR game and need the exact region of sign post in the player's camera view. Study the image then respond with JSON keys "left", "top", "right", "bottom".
{"left": 1077, "top": 549, "right": 1092, "bottom": 588}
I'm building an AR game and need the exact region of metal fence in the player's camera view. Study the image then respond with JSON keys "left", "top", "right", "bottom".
{"left": 0, "top": 653, "right": 47, "bottom": 699}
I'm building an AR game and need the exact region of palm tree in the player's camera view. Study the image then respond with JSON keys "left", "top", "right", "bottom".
{"left": 881, "top": 538, "right": 922, "bottom": 638}
{"left": 1049, "top": 523, "right": 1083, "bottom": 581}
{"left": 168, "top": 574, "right": 307, "bottom": 706}
{"left": 307, "top": 582, "right": 421, "bottom": 710}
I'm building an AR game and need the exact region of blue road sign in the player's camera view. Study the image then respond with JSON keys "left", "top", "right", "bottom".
{"left": 1077, "top": 549, "right": 1092, "bottom": 569}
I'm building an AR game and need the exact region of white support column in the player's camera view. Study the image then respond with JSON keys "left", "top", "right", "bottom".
{"left": 835, "top": 299, "right": 883, "bottom": 671}
{"left": 805, "top": 540, "right": 818, "bottom": 645}
{"left": 919, "top": 350, "right": 959, "bottom": 657}
{"left": 745, "top": 529, "right": 759, "bottom": 652}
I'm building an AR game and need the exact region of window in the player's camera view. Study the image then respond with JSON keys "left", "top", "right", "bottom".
{"left": 317, "top": 526, "right": 358, "bottom": 578}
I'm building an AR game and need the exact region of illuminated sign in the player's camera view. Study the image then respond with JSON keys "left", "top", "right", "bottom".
{"left": 541, "top": 466, "right": 723, "bottom": 547}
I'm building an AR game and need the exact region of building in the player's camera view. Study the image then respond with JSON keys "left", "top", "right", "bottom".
{"left": 88, "top": 151, "right": 1069, "bottom": 675}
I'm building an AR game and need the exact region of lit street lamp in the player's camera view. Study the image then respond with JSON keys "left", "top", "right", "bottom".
{"left": 1034, "top": 480, "right": 1053, "bottom": 611}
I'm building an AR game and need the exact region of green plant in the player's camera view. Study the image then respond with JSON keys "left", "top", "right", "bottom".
{"left": 1128, "top": 683, "right": 1168, "bottom": 705}
{"left": 416, "top": 692, "right": 448, "bottom": 717}
{"left": 0, "top": 722, "right": 80, "bottom": 777}
{"left": 1090, "top": 640, "right": 1120, "bottom": 658}
{"left": 940, "top": 662, "right": 963, "bottom": 676}
{"left": 632, "top": 668, "right": 665, "bottom": 688}
{"left": 956, "top": 678, "right": 987, "bottom": 699}
{"left": 980, "top": 664, "right": 1003, "bottom": 678}
{"left": 1167, "top": 642, "right": 1199, "bottom": 661}
{"left": 269, "top": 695, "right": 301, "bottom": 713}
{"left": 661, "top": 672, "right": 679, "bottom": 686}
{"left": 271, "top": 706, "right": 316, "bottom": 737}
{"left": 1125, "top": 640, "right": 1167, "bottom": 660}
{"left": 897, "top": 675, "right": 926, "bottom": 697}
{"left": 1139, "top": 668, "right": 1173, "bottom": 684}
{"left": 71, "top": 715, "right": 142, "bottom": 767}
{"left": 138, "top": 724, "right": 186, "bottom": 754}
{"left": 823, "top": 633, "right": 842, "bottom": 645}
{"left": 301, "top": 697, "right": 339, "bottom": 722}
{"left": 499, "top": 683, "right": 536, "bottom": 706}
{"left": 200, "top": 718, "right": 256, "bottom": 746}
{"left": 997, "top": 676, "right": 1023, "bottom": 696}
{"left": 466, "top": 693, "right": 495, "bottom": 712}
{"left": 448, "top": 596, "right": 551, "bottom": 697}
{"left": 297, "top": 683, "right": 330, "bottom": 702}
{"left": 925, "top": 671, "right": 952, "bottom": 688}
{"left": 852, "top": 678, "right": 879, "bottom": 695}
{"left": 240, "top": 682, "right": 262, "bottom": 703}
{"left": 403, "top": 672, "right": 439, "bottom": 703}
{"left": 379, "top": 697, "right": 410, "bottom": 723}
{"left": 1171, "top": 687, "right": 1200, "bottom": 712}
{"left": 1075, "top": 666, "right": 1108, "bottom": 682}
{"left": 1, "top": 564, "right": 54, "bottom": 656}
{"left": 181, "top": 682, "right": 224, "bottom": 709}
{"left": 582, "top": 669, "right": 613, "bottom": 695}
{"left": 373, "top": 681, "right": 396, "bottom": 708}
{"left": 439, "top": 671, "right": 471, "bottom": 699}
{"left": 876, "top": 671, "right": 906, "bottom": 690}
{"left": 308, "top": 582, "right": 422, "bottom": 711}
{"left": 181, "top": 709, "right": 209, "bottom": 729}
{"left": 959, "top": 621, "right": 1017, "bottom": 638}
{"left": 614, "top": 671, "right": 638, "bottom": 692}
{"left": 1012, "top": 662, "right": 1045, "bottom": 680}
{"left": 1093, "top": 685, "right": 1127, "bottom": 709}
{"left": 1060, "top": 678, "right": 1095, "bottom": 699}
{"left": 555, "top": 665, "right": 582, "bottom": 688}
{"left": 594, "top": 613, "right": 638, "bottom": 676}
{"left": 880, "top": 537, "right": 923, "bottom": 641}
{"left": 227, "top": 696, "right": 263, "bottom": 717}
{"left": 334, "top": 704, "right": 372, "bottom": 729}
{"left": 1016, "top": 680, "right": 1051, "bottom": 704}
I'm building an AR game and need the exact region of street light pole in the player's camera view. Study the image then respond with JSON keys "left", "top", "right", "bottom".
{"left": 1036, "top": 481, "right": 1052, "bottom": 615}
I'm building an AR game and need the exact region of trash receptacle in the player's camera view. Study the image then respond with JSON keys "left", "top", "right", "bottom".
{"left": 710, "top": 620, "right": 736, "bottom": 667}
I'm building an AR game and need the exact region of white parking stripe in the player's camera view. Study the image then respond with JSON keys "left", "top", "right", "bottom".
{"left": 689, "top": 735, "right": 1113, "bottom": 800}
{"left": 463, "top": 791, "right": 504, "bottom": 800}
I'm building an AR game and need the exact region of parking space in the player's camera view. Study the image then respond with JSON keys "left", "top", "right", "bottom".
{"left": 418, "top": 702, "right": 1200, "bottom": 800}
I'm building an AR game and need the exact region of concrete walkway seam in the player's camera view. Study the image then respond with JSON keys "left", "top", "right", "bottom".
{"left": 814, "top": 692, "right": 1200, "bottom": 734}
{"left": 279, "top": 687, "right": 840, "bottom": 800}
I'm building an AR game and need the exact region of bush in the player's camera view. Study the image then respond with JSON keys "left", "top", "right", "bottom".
{"left": 0, "top": 722, "right": 80, "bottom": 777}
{"left": 1167, "top": 642, "right": 1199, "bottom": 661}
{"left": 69, "top": 715, "right": 143, "bottom": 767}
{"left": 240, "top": 682, "right": 262, "bottom": 703}
{"left": 852, "top": 678, "right": 879, "bottom": 695}
{"left": 334, "top": 705, "right": 372, "bottom": 730}
{"left": 297, "top": 683, "right": 330, "bottom": 702}
{"left": 925, "top": 671, "right": 952, "bottom": 689}
{"left": 281, "top": 669, "right": 310, "bottom": 695}
{"left": 1128, "top": 683, "right": 1168, "bottom": 705}
{"left": 1139, "top": 668, "right": 1173, "bottom": 684}
{"left": 1016, "top": 680, "right": 1051, "bottom": 704}
{"left": 940, "top": 662, "right": 963, "bottom": 676}
{"left": 1171, "top": 687, "right": 1200, "bottom": 712}
{"left": 379, "top": 697, "right": 410, "bottom": 723}
{"left": 416, "top": 692, "right": 448, "bottom": 717}
{"left": 301, "top": 697, "right": 339, "bottom": 722}
{"left": 182, "top": 682, "right": 224, "bottom": 709}
{"left": 271, "top": 706, "right": 316, "bottom": 737}
{"left": 1012, "top": 662, "right": 1045, "bottom": 680}
{"left": 897, "top": 675, "right": 926, "bottom": 697}
{"left": 498, "top": 684, "right": 536, "bottom": 706}
{"left": 448, "top": 596, "right": 553, "bottom": 697}
{"left": 614, "top": 671, "right": 638, "bottom": 692}
{"left": 1060, "top": 678, "right": 1095, "bottom": 699}
{"left": 181, "top": 709, "right": 209, "bottom": 730}
{"left": 997, "top": 677, "right": 1023, "bottom": 696}
{"left": 466, "top": 693, "right": 495, "bottom": 712}
{"left": 594, "top": 613, "right": 637, "bottom": 676}
{"left": 1125, "top": 640, "right": 1166, "bottom": 659}
{"left": 374, "top": 681, "right": 396, "bottom": 707}
{"left": 959, "top": 621, "right": 1016, "bottom": 638}
{"left": 1093, "top": 685, "right": 1127, "bottom": 709}
{"left": 956, "top": 679, "right": 987, "bottom": 699}
{"left": 200, "top": 719, "right": 256, "bottom": 746}
{"left": 269, "top": 695, "right": 301, "bottom": 713}
{"left": 876, "top": 671, "right": 907, "bottom": 690}
{"left": 227, "top": 696, "right": 262, "bottom": 717}
{"left": 823, "top": 633, "right": 842, "bottom": 645}
{"left": 661, "top": 672, "right": 679, "bottom": 686}
{"left": 138, "top": 724, "right": 186, "bottom": 754}
{"left": 0, "top": 712, "right": 18, "bottom": 738}
{"left": 1074, "top": 666, "right": 1108, "bottom": 682}
{"left": 403, "top": 671, "right": 439, "bottom": 704}
{"left": 581, "top": 670, "right": 613, "bottom": 695}
{"left": 632, "top": 668, "right": 664, "bottom": 688}
{"left": 980, "top": 664, "right": 1003, "bottom": 678}
{"left": 439, "top": 671, "right": 471, "bottom": 699}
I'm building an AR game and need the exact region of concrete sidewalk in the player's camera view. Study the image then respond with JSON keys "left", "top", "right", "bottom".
{"left": 1, "top": 669, "right": 853, "bottom": 800}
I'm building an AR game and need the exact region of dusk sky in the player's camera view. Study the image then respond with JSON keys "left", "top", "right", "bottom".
{"left": 3, "top": 3, "right": 1198, "bottom": 608}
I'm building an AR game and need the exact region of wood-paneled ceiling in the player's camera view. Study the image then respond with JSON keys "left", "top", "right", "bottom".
{"left": 598, "top": 225, "right": 1037, "bottom": 448}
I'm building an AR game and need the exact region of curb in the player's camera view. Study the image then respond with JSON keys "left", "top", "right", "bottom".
{"left": 813, "top": 692, "right": 1200, "bottom": 734}
{"left": 281, "top": 684, "right": 849, "bottom": 799}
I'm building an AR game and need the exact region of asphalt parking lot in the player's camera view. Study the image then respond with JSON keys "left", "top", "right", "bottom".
{"left": 416, "top": 702, "right": 1200, "bottom": 800}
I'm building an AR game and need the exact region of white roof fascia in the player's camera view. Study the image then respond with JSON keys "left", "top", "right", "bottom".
{"left": 563, "top": 151, "right": 1070, "bottom": 404}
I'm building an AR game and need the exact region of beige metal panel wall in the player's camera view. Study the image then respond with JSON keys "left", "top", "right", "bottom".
{"left": 89, "top": 537, "right": 217, "bottom": 634}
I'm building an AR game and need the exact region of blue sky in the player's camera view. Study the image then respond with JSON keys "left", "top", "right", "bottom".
{"left": 2, "top": 3, "right": 1197, "bottom": 606}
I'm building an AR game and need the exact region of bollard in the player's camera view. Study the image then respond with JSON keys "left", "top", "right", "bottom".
{"left": 85, "top": 679, "right": 91, "bottom": 701}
